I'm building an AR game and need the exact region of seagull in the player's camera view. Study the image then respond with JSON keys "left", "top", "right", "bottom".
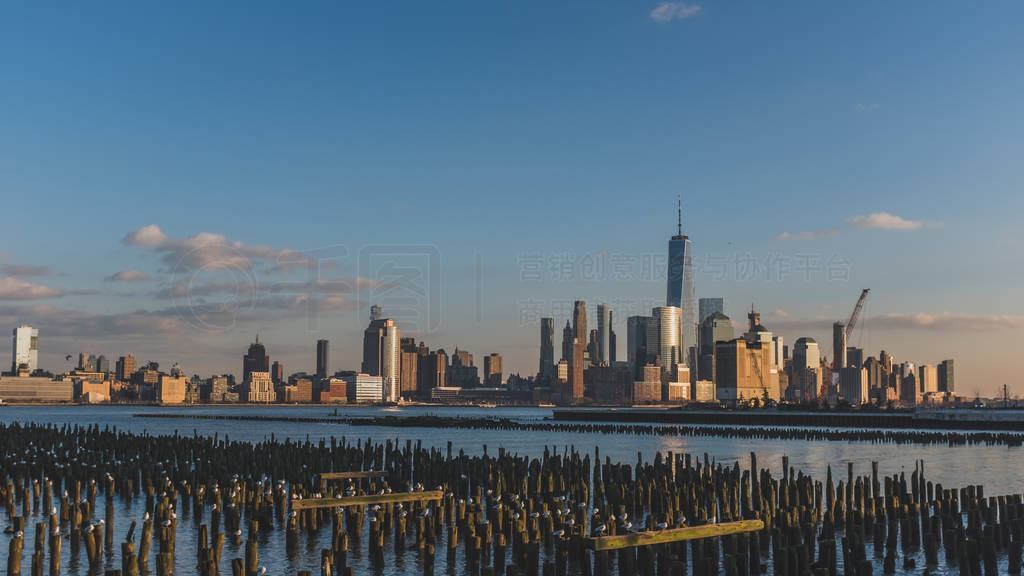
{"left": 656, "top": 522, "right": 668, "bottom": 530}
{"left": 593, "top": 525, "right": 606, "bottom": 535}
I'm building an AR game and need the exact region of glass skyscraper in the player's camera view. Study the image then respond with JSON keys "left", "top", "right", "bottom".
{"left": 667, "top": 202, "right": 696, "bottom": 364}
{"left": 698, "top": 297, "right": 724, "bottom": 325}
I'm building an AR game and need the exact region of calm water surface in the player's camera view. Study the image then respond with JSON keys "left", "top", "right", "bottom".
{"left": 1, "top": 405, "right": 1021, "bottom": 575}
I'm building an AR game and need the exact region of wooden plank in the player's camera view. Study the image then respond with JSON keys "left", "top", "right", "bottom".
{"left": 584, "top": 519, "right": 764, "bottom": 551}
{"left": 319, "top": 471, "right": 388, "bottom": 480}
{"left": 291, "top": 490, "right": 444, "bottom": 511}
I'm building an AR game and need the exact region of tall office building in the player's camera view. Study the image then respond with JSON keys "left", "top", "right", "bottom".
{"left": 400, "top": 347, "right": 418, "bottom": 398}
{"left": 271, "top": 361, "right": 284, "bottom": 384}
{"left": 96, "top": 355, "right": 110, "bottom": 374}
{"left": 918, "top": 364, "right": 938, "bottom": 395}
{"left": 11, "top": 325, "right": 38, "bottom": 374}
{"left": 792, "top": 337, "right": 821, "bottom": 401}
{"left": 561, "top": 320, "right": 573, "bottom": 362}
{"left": 832, "top": 322, "right": 847, "bottom": 369}
{"left": 698, "top": 298, "right": 724, "bottom": 325}
{"left": 422, "top": 348, "right": 448, "bottom": 395}
{"left": 647, "top": 306, "right": 682, "bottom": 376}
{"left": 316, "top": 339, "right": 330, "bottom": 378}
{"left": 667, "top": 199, "right": 697, "bottom": 365}
{"left": 362, "top": 312, "right": 401, "bottom": 402}
{"left": 483, "top": 353, "right": 502, "bottom": 386}
{"left": 569, "top": 339, "right": 585, "bottom": 403}
{"left": 539, "top": 318, "right": 555, "bottom": 382}
{"left": 116, "top": 355, "right": 136, "bottom": 382}
{"left": 370, "top": 304, "right": 383, "bottom": 322}
{"left": 937, "top": 359, "right": 955, "bottom": 394}
{"left": 572, "top": 300, "right": 587, "bottom": 344}
{"left": 449, "top": 348, "right": 479, "bottom": 387}
{"left": 846, "top": 347, "right": 864, "bottom": 369}
{"left": 698, "top": 312, "right": 733, "bottom": 381}
{"left": 242, "top": 336, "right": 270, "bottom": 383}
{"left": 626, "top": 316, "right": 651, "bottom": 380}
{"left": 596, "top": 304, "right": 612, "bottom": 366}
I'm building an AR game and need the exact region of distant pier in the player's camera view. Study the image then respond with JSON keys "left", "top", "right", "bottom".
{"left": 552, "top": 407, "right": 1024, "bottom": 431}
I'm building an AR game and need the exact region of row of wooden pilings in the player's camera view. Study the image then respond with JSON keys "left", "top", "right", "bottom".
{"left": 3, "top": 421, "right": 1024, "bottom": 575}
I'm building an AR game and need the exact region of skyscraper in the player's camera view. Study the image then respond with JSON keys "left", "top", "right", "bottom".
{"left": 569, "top": 339, "right": 584, "bottom": 403}
{"left": 647, "top": 306, "right": 682, "bottom": 376}
{"left": 483, "top": 353, "right": 502, "bottom": 386}
{"left": 626, "top": 315, "right": 651, "bottom": 380}
{"left": 698, "top": 298, "right": 724, "bottom": 325}
{"left": 370, "top": 304, "right": 383, "bottom": 322}
{"left": 116, "top": 355, "right": 136, "bottom": 382}
{"left": 10, "top": 325, "right": 38, "bottom": 374}
{"left": 316, "top": 339, "right": 330, "bottom": 378}
{"left": 422, "top": 348, "right": 447, "bottom": 395}
{"left": 539, "top": 318, "right": 555, "bottom": 382}
{"left": 362, "top": 315, "right": 401, "bottom": 402}
{"left": 792, "top": 337, "right": 821, "bottom": 401}
{"left": 596, "top": 303, "right": 613, "bottom": 366}
{"left": 572, "top": 301, "right": 587, "bottom": 345}
{"left": 667, "top": 199, "right": 696, "bottom": 364}
{"left": 561, "top": 320, "right": 573, "bottom": 362}
{"left": 271, "top": 360, "right": 284, "bottom": 383}
{"left": 832, "top": 322, "right": 847, "bottom": 369}
{"left": 938, "top": 359, "right": 955, "bottom": 394}
{"left": 242, "top": 336, "right": 269, "bottom": 383}
{"left": 698, "top": 312, "right": 733, "bottom": 382}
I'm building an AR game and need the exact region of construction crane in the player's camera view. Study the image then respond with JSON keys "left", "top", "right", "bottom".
{"left": 820, "top": 289, "right": 870, "bottom": 400}
{"left": 748, "top": 347, "right": 767, "bottom": 401}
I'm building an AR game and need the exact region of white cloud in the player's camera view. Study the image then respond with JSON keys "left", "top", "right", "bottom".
{"left": 775, "top": 228, "right": 839, "bottom": 241}
{"left": 122, "top": 224, "right": 317, "bottom": 272}
{"left": 0, "top": 277, "right": 63, "bottom": 300}
{"left": 650, "top": 2, "right": 701, "bottom": 23}
{"left": 123, "top": 224, "right": 169, "bottom": 247}
{"left": 847, "top": 212, "right": 922, "bottom": 230}
{"left": 105, "top": 270, "right": 150, "bottom": 282}
{"left": 772, "top": 309, "right": 790, "bottom": 318}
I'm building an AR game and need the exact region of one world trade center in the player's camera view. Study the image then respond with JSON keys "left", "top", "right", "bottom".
{"left": 666, "top": 198, "right": 696, "bottom": 367}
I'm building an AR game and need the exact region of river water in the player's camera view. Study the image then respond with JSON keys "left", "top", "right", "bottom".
{"left": 1, "top": 404, "right": 1022, "bottom": 575}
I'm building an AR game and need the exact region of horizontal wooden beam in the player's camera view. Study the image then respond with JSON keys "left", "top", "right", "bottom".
{"left": 585, "top": 519, "right": 764, "bottom": 551}
{"left": 319, "top": 471, "right": 387, "bottom": 480}
{"left": 291, "top": 490, "right": 444, "bottom": 511}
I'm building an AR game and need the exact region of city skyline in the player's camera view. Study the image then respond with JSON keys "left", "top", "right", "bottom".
{"left": 1, "top": 2, "right": 1022, "bottom": 395}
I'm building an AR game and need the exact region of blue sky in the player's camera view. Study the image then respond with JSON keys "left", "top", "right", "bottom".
{"left": 1, "top": 1, "right": 1022, "bottom": 394}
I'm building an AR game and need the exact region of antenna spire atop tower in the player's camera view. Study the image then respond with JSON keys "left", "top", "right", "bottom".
{"left": 677, "top": 194, "right": 682, "bottom": 236}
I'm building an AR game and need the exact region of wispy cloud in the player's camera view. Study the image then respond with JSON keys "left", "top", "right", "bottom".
{"left": 0, "top": 304, "right": 186, "bottom": 340}
{"left": 774, "top": 312, "right": 1024, "bottom": 333}
{"left": 123, "top": 224, "right": 318, "bottom": 273}
{"left": 775, "top": 228, "right": 839, "bottom": 241}
{"left": 650, "top": 2, "right": 701, "bottom": 23}
{"left": 105, "top": 269, "right": 150, "bottom": 282}
{"left": 772, "top": 309, "right": 790, "bottom": 318}
{"left": 1, "top": 264, "right": 52, "bottom": 277}
{"left": 870, "top": 313, "right": 1024, "bottom": 331}
{"left": 854, "top": 102, "right": 880, "bottom": 112}
{"left": 847, "top": 212, "right": 922, "bottom": 230}
{"left": 0, "top": 277, "right": 63, "bottom": 300}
